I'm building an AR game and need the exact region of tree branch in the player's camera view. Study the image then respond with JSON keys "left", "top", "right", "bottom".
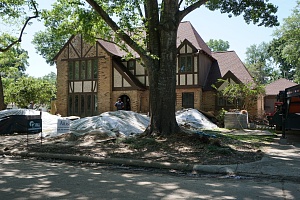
{"left": 85, "top": 0, "right": 149, "bottom": 62}
{"left": 0, "top": 0, "right": 39, "bottom": 53}
{"left": 177, "top": 0, "right": 209, "bottom": 22}
{"left": 134, "top": 0, "right": 145, "bottom": 25}
{"left": 178, "top": 0, "right": 184, "bottom": 8}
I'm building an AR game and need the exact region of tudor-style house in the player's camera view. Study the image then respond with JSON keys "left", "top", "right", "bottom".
{"left": 54, "top": 21, "right": 263, "bottom": 118}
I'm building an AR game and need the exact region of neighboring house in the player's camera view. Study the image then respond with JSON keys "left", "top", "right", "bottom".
{"left": 54, "top": 21, "right": 258, "bottom": 118}
{"left": 264, "top": 78, "right": 297, "bottom": 114}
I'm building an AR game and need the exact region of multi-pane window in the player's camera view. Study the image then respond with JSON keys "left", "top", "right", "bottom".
{"left": 179, "top": 55, "right": 193, "bottom": 73}
{"left": 69, "top": 60, "right": 98, "bottom": 80}
{"left": 68, "top": 59, "right": 98, "bottom": 117}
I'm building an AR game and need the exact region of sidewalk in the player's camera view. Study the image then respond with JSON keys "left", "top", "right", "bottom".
{"left": 194, "top": 140, "right": 300, "bottom": 180}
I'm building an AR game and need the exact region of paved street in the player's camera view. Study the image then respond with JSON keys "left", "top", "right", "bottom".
{"left": 1, "top": 157, "right": 300, "bottom": 200}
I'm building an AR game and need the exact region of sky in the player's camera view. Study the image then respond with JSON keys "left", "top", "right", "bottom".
{"left": 8, "top": 0, "right": 299, "bottom": 78}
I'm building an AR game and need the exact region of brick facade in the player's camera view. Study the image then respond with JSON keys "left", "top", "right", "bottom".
{"left": 55, "top": 24, "right": 262, "bottom": 118}
{"left": 55, "top": 37, "right": 241, "bottom": 117}
{"left": 56, "top": 49, "right": 68, "bottom": 116}
{"left": 202, "top": 91, "right": 216, "bottom": 113}
{"left": 97, "top": 46, "right": 112, "bottom": 113}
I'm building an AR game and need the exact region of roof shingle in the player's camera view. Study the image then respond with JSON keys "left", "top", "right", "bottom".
{"left": 265, "top": 78, "right": 297, "bottom": 95}
{"left": 177, "top": 21, "right": 211, "bottom": 55}
{"left": 211, "top": 51, "right": 253, "bottom": 83}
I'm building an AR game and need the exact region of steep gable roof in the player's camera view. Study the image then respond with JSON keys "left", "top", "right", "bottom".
{"left": 97, "top": 39, "right": 139, "bottom": 58}
{"left": 177, "top": 21, "right": 211, "bottom": 55}
{"left": 265, "top": 78, "right": 297, "bottom": 96}
{"left": 212, "top": 51, "right": 253, "bottom": 83}
{"left": 204, "top": 51, "right": 253, "bottom": 90}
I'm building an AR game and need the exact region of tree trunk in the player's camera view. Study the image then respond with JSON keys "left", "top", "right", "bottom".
{"left": 146, "top": 4, "right": 181, "bottom": 136}
{"left": 0, "top": 75, "right": 6, "bottom": 110}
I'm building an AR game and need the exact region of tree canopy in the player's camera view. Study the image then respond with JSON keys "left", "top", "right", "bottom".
{"left": 0, "top": 34, "right": 29, "bottom": 109}
{"left": 1, "top": 0, "right": 280, "bottom": 135}
{"left": 0, "top": 0, "right": 39, "bottom": 52}
{"left": 206, "top": 39, "right": 230, "bottom": 52}
{"left": 244, "top": 42, "right": 278, "bottom": 84}
{"left": 268, "top": 1, "right": 300, "bottom": 83}
{"left": 3, "top": 73, "right": 57, "bottom": 109}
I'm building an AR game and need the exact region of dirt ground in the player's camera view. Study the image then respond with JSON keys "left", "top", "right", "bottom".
{"left": 0, "top": 129, "right": 274, "bottom": 165}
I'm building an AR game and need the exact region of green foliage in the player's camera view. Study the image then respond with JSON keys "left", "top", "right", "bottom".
{"left": 42, "top": 72, "right": 57, "bottom": 85}
{"left": 0, "top": 0, "right": 39, "bottom": 52}
{"left": 244, "top": 42, "right": 280, "bottom": 84}
{"left": 216, "top": 108, "right": 227, "bottom": 127}
{"left": 213, "top": 79, "right": 265, "bottom": 111}
{"left": 31, "top": 0, "right": 280, "bottom": 65}
{"left": 33, "top": 0, "right": 147, "bottom": 64}
{"left": 0, "top": 0, "right": 28, "bottom": 19}
{"left": 206, "top": 0, "right": 279, "bottom": 27}
{"left": 4, "top": 75, "right": 57, "bottom": 108}
{"left": 0, "top": 34, "right": 29, "bottom": 72}
{"left": 268, "top": 1, "right": 300, "bottom": 83}
{"left": 206, "top": 39, "right": 230, "bottom": 51}
{"left": 26, "top": 0, "right": 280, "bottom": 135}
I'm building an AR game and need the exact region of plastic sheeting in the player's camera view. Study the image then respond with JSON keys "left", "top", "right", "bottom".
{"left": 1, "top": 108, "right": 218, "bottom": 138}
{"left": 0, "top": 109, "right": 62, "bottom": 135}
{"left": 176, "top": 108, "right": 218, "bottom": 130}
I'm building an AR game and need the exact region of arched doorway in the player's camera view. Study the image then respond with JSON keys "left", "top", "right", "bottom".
{"left": 119, "top": 95, "right": 131, "bottom": 111}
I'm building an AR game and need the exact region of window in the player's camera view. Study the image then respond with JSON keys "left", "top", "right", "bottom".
{"left": 68, "top": 62, "right": 73, "bottom": 80}
{"left": 81, "top": 61, "right": 86, "bottom": 80}
{"left": 87, "top": 60, "right": 92, "bottom": 79}
{"left": 74, "top": 61, "right": 79, "bottom": 80}
{"left": 179, "top": 55, "right": 193, "bottom": 73}
{"left": 68, "top": 59, "right": 98, "bottom": 117}
{"left": 93, "top": 60, "right": 98, "bottom": 79}
{"left": 68, "top": 59, "right": 98, "bottom": 80}
{"left": 128, "top": 60, "right": 135, "bottom": 70}
{"left": 182, "top": 92, "right": 194, "bottom": 108}
{"left": 218, "top": 96, "right": 225, "bottom": 106}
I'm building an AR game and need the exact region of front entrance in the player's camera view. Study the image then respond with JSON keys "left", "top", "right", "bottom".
{"left": 119, "top": 95, "right": 131, "bottom": 111}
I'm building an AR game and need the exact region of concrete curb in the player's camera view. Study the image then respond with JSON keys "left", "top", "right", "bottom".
{"left": 0, "top": 150, "right": 193, "bottom": 171}
{"left": 193, "top": 164, "right": 237, "bottom": 174}
{"left": 1, "top": 150, "right": 299, "bottom": 181}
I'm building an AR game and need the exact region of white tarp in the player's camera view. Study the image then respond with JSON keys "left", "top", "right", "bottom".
{"left": 0, "top": 108, "right": 218, "bottom": 138}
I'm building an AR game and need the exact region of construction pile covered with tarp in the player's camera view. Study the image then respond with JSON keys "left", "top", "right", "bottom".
{"left": 0, "top": 108, "right": 218, "bottom": 137}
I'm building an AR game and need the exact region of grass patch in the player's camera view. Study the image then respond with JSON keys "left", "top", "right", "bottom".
{"left": 123, "top": 137, "right": 160, "bottom": 149}
{"left": 224, "top": 135, "right": 276, "bottom": 144}
{"left": 206, "top": 145, "right": 233, "bottom": 155}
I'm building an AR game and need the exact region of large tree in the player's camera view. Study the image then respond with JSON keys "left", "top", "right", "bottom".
{"left": 244, "top": 42, "right": 279, "bottom": 84}
{"left": 268, "top": 1, "right": 300, "bottom": 83}
{"left": 33, "top": 0, "right": 279, "bottom": 136}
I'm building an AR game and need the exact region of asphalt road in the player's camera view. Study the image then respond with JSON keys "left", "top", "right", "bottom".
{"left": 1, "top": 157, "right": 300, "bottom": 200}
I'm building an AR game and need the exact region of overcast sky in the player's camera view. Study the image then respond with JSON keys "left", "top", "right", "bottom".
{"left": 15, "top": 0, "right": 298, "bottom": 78}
